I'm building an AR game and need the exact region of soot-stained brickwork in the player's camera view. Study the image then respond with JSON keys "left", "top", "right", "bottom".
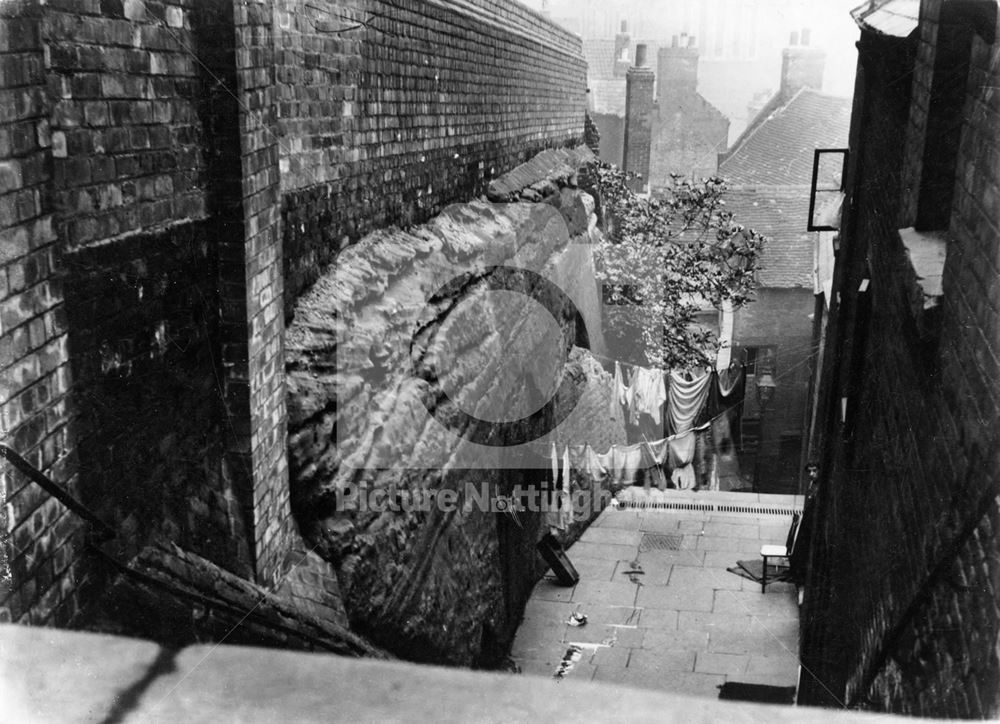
{"left": 800, "top": 0, "right": 1000, "bottom": 716}
{"left": 276, "top": 0, "right": 588, "bottom": 314}
{"left": 0, "top": 0, "right": 589, "bottom": 632}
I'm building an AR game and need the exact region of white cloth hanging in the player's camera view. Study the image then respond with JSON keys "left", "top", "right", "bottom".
{"left": 630, "top": 366, "right": 667, "bottom": 425}
{"left": 668, "top": 369, "right": 712, "bottom": 433}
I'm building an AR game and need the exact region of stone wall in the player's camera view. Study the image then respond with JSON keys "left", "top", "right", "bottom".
{"left": 800, "top": 1, "right": 1000, "bottom": 716}
{"left": 276, "top": 0, "right": 588, "bottom": 313}
{"left": 285, "top": 187, "right": 622, "bottom": 665}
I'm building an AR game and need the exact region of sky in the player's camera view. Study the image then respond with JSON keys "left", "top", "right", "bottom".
{"left": 519, "top": 0, "right": 862, "bottom": 138}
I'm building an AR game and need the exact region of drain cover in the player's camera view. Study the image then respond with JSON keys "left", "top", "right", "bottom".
{"left": 640, "top": 533, "right": 683, "bottom": 552}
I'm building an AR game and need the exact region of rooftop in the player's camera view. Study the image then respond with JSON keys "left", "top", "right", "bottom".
{"left": 720, "top": 89, "right": 852, "bottom": 187}
{"left": 724, "top": 187, "right": 815, "bottom": 288}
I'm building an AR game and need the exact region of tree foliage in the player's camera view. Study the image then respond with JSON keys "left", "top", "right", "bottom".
{"left": 593, "top": 163, "right": 766, "bottom": 370}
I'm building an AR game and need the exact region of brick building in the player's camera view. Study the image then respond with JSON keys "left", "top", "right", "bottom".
{"left": 799, "top": 0, "right": 1000, "bottom": 716}
{"left": 717, "top": 50, "right": 852, "bottom": 494}
{"left": 0, "top": 0, "right": 586, "bottom": 634}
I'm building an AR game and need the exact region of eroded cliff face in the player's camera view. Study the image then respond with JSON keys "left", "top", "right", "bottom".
{"left": 286, "top": 190, "right": 624, "bottom": 665}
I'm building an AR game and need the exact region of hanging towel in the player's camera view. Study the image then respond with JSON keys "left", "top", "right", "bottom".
{"left": 630, "top": 366, "right": 667, "bottom": 426}
{"left": 647, "top": 437, "right": 670, "bottom": 466}
{"left": 583, "top": 444, "right": 608, "bottom": 485}
{"left": 614, "top": 361, "right": 629, "bottom": 407}
{"left": 546, "top": 442, "right": 564, "bottom": 532}
{"left": 668, "top": 368, "right": 713, "bottom": 433}
{"left": 560, "top": 446, "right": 573, "bottom": 529}
{"left": 610, "top": 443, "right": 644, "bottom": 488}
{"left": 668, "top": 430, "right": 697, "bottom": 467}
{"left": 671, "top": 463, "right": 696, "bottom": 490}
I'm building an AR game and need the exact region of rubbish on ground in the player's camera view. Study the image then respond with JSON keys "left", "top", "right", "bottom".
{"left": 566, "top": 612, "right": 587, "bottom": 627}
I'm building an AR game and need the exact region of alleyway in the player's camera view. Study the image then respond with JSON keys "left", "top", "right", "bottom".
{"left": 512, "top": 491, "right": 802, "bottom": 698}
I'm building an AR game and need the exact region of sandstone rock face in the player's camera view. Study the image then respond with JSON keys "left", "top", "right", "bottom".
{"left": 286, "top": 193, "right": 624, "bottom": 664}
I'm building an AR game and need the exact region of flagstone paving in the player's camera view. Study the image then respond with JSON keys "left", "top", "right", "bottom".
{"left": 511, "top": 491, "right": 803, "bottom": 699}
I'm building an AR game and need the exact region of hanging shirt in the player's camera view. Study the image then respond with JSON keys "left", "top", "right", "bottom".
{"left": 613, "top": 362, "right": 629, "bottom": 407}
{"left": 668, "top": 368, "right": 712, "bottom": 433}
{"left": 546, "top": 442, "right": 565, "bottom": 532}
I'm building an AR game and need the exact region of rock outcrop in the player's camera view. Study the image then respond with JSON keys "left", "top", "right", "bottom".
{"left": 286, "top": 180, "right": 625, "bottom": 665}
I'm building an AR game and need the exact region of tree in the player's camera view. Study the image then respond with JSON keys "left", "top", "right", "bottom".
{"left": 593, "top": 163, "right": 766, "bottom": 370}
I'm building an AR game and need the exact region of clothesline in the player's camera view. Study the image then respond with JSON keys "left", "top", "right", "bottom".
{"left": 530, "top": 344, "right": 822, "bottom": 454}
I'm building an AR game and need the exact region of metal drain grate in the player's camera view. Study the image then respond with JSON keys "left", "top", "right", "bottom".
{"left": 618, "top": 500, "right": 801, "bottom": 516}
{"left": 640, "top": 533, "right": 683, "bottom": 552}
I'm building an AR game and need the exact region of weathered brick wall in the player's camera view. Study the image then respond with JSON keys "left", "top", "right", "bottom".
{"left": 230, "top": 0, "right": 294, "bottom": 586}
{"left": 275, "top": 0, "right": 588, "bottom": 312}
{"left": 801, "top": 2, "right": 1000, "bottom": 716}
{"left": 0, "top": 2, "right": 82, "bottom": 626}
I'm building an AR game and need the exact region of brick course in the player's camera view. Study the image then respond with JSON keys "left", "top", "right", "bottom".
{"left": 801, "top": 2, "right": 1000, "bottom": 716}
{"left": 1, "top": 0, "right": 588, "bottom": 625}
{"left": 276, "top": 0, "right": 587, "bottom": 313}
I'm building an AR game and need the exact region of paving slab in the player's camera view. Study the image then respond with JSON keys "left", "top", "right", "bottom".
{"left": 641, "top": 629, "right": 710, "bottom": 652}
{"left": 567, "top": 540, "right": 637, "bottom": 560}
{"left": 511, "top": 495, "right": 802, "bottom": 702}
{"left": 635, "top": 584, "right": 715, "bottom": 612}
{"left": 580, "top": 526, "right": 643, "bottom": 546}
{"left": 572, "top": 580, "right": 639, "bottom": 607}
{"left": 668, "top": 565, "right": 743, "bottom": 591}
{"left": 593, "top": 510, "right": 643, "bottom": 530}
{"left": 567, "top": 555, "right": 618, "bottom": 582}
{"left": 636, "top": 607, "right": 679, "bottom": 631}
{"left": 695, "top": 651, "right": 750, "bottom": 676}
{"left": 628, "top": 648, "right": 697, "bottom": 674}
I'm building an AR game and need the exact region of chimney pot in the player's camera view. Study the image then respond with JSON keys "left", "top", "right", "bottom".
{"left": 635, "top": 44, "right": 648, "bottom": 67}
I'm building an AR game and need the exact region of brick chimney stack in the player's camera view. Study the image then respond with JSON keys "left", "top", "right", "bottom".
{"left": 623, "top": 43, "right": 655, "bottom": 191}
{"left": 613, "top": 20, "right": 631, "bottom": 78}
{"left": 657, "top": 33, "right": 699, "bottom": 103}
{"left": 780, "top": 28, "right": 825, "bottom": 100}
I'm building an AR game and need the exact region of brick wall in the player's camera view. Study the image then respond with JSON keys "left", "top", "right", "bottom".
{"left": 801, "top": 1, "right": 1000, "bottom": 716}
{"left": 0, "top": 1, "right": 82, "bottom": 627}
{"left": 622, "top": 63, "right": 654, "bottom": 190}
{"left": 1, "top": 0, "right": 590, "bottom": 624}
{"left": 275, "top": 0, "right": 588, "bottom": 312}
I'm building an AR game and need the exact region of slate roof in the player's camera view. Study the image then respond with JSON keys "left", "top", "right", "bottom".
{"left": 724, "top": 186, "right": 814, "bottom": 288}
{"left": 719, "top": 89, "right": 852, "bottom": 186}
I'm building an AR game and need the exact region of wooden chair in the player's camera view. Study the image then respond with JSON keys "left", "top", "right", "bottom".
{"left": 760, "top": 512, "right": 800, "bottom": 593}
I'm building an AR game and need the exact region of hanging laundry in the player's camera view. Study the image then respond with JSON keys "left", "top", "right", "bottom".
{"left": 668, "top": 430, "right": 696, "bottom": 468}
{"left": 560, "top": 445, "right": 573, "bottom": 530}
{"left": 668, "top": 369, "right": 713, "bottom": 433}
{"left": 629, "top": 366, "right": 667, "bottom": 426}
{"left": 583, "top": 444, "right": 608, "bottom": 486}
{"left": 638, "top": 441, "right": 668, "bottom": 490}
{"left": 609, "top": 443, "right": 644, "bottom": 488}
{"left": 671, "top": 463, "right": 696, "bottom": 490}
{"left": 546, "top": 443, "right": 566, "bottom": 532}
{"left": 613, "top": 361, "right": 629, "bottom": 407}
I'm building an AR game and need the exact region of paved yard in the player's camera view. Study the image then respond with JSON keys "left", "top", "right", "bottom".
{"left": 512, "top": 490, "right": 803, "bottom": 699}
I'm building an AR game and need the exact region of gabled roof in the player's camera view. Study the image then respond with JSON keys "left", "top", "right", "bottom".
{"left": 719, "top": 89, "right": 852, "bottom": 186}
{"left": 724, "top": 186, "right": 814, "bottom": 288}
{"left": 851, "top": 0, "right": 919, "bottom": 37}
